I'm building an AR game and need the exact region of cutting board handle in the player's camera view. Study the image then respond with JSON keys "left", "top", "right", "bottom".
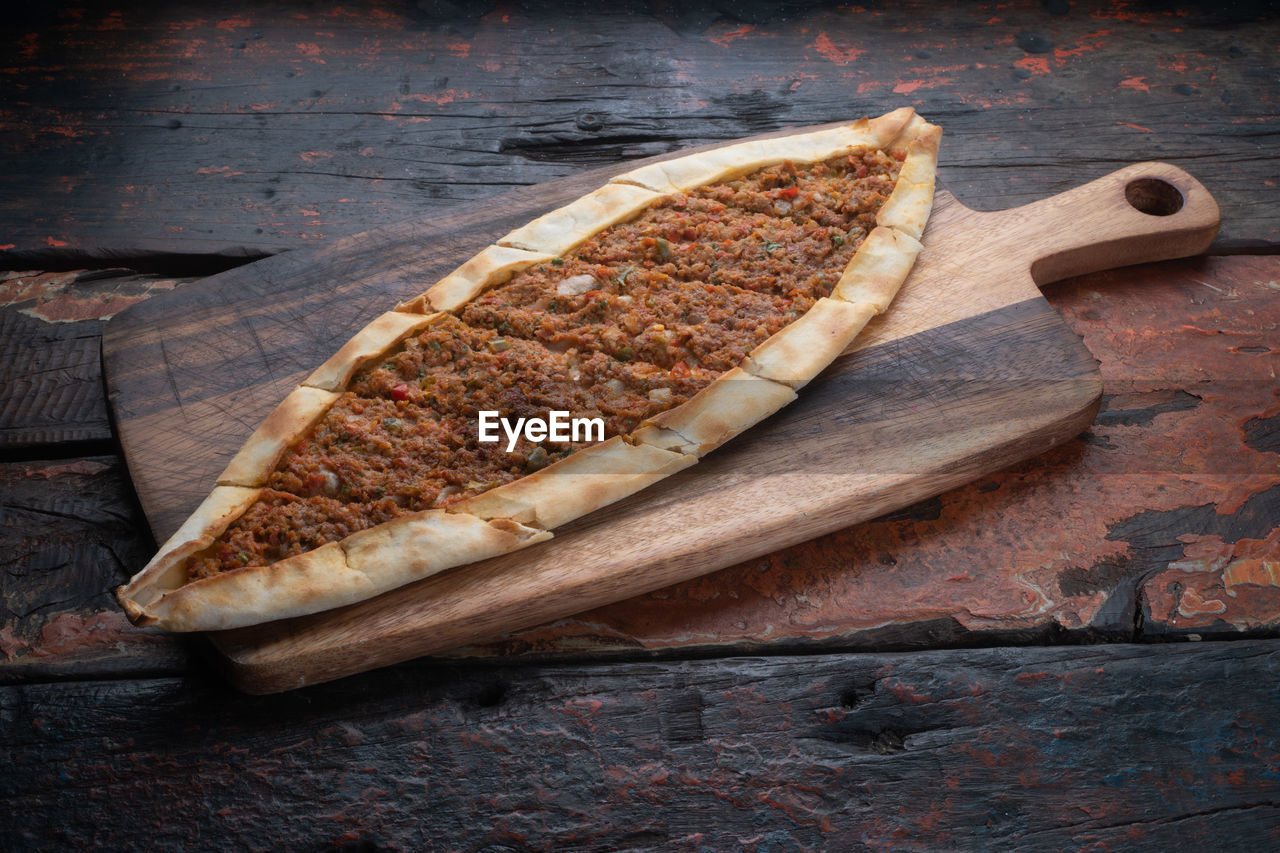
{"left": 990, "top": 162, "right": 1220, "bottom": 287}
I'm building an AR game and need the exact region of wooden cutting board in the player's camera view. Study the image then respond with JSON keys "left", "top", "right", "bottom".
{"left": 103, "top": 133, "right": 1219, "bottom": 693}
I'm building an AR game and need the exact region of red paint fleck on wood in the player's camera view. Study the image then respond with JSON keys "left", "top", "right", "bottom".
{"left": 1054, "top": 30, "right": 1111, "bottom": 60}
{"left": 216, "top": 15, "right": 251, "bottom": 31}
{"left": 711, "top": 25, "right": 755, "bottom": 48}
{"left": 30, "top": 291, "right": 171, "bottom": 322}
{"left": 33, "top": 611, "right": 134, "bottom": 658}
{"left": 25, "top": 459, "right": 112, "bottom": 479}
{"left": 0, "top": 625, "right": 28, "bottom": 660}
{"left": 45, "top": 236, "right": 69, "bottom": 247}
{"left": 295, "top": 43, "right": 325, "bottom": 62}
{"left": 18, "top": 33, "right": 38, "bottom": 60}
{"left": 811, "top": 32, "right": 864, "bottom": 65}
{"left": 1119, "top": 76, "right": 1152, "bottom": 93}
{"left": 956, "top": 743, "right": 1002, "bottom": 769}
{"left": 405, "top": 90, "right": 468, "bottom": 106}
{"left": 1144, "top": 528, "right": 1280, "bottom": 631}
{"left": 1116, "top": 120, "right": 1154, "bottom": 133}
{"left": 1015, "top": 56, "right": 1050, "bottom": 76}
{"left": 447, "top": 42, "right": 470, "bottom": 58}
{"left": 1178, "top": 588, "right": 1227, "bottom": 617}
{"left": 1226, "top": 558, "right": 1280, "bottom": 594}
{"left": 1, "top": 270, "right": 181, "bottom": 322}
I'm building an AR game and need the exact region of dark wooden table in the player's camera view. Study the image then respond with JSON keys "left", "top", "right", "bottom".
{"left": 3, "top": 2, "right": 1278, "bottom": 849}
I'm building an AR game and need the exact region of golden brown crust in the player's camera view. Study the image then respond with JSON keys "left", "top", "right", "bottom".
{"left": 116, "top": 485, "right": 262, "bottom": 623}
{"left": 611, "top": 107, "right": 917, "bottom": 195}
{"left": 750, "top": 108, "right": 913, "bottom": 169}
{"left": 134, "top": 543, "right": 361, "bottom": 632}
{"left": 342, "top": 510, "right": 551, "bottom": 587}
{"left": 304, "top": 311, "right": 441, "bottom": 392}
{"left": 876, "top": 120, "right": 942, "bottom": 241}
{"left": 743, "top": 298, "right": 878, "bottom": 388}
{"left": 452, "top": 436, "right": 695, "bottom": 529}
{"left": 631, "top": 367, "right": 797, "bottom": 457}
{"left": 401, "top": 245, "right": 554, "bottom": 313}
{"left": 610, "top": 140, "right": 771, "bottom": 195}
{"left": 117, "top": 501, "right": 552, "bottom": 633}
{"left": 216, "top": 386, "right": 341, "bottom": 487}
{"left": 497, "top": 183, "right": 661, "bottom": 257}
{"left": 830, "top": 226, "right": 924, "bottom": 311}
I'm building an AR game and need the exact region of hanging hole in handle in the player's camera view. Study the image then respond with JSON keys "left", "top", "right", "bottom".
{"left": 1125, "top": 178, "right": 1184, "bottom": 216}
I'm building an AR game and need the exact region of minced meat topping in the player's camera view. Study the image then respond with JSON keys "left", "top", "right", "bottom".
{"left": 189, "top": 149, "right": 902, "bottom": 579}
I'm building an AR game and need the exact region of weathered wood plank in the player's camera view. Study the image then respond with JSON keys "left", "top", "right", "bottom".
{"left": 0, "top": 270, "right": 196, "bottom": 450}
{"left": 4, "top": 641, "right": 1278, "bottom": 850}
{"left": 0, "top": 457, "right": 189, "bottom": 682}
{"left": 0, "top": 0, "right": 1275, "bottom": 267}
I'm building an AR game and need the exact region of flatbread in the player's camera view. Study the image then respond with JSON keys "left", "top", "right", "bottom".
{"left": 118, "top": 108, "right": 940, "bottom": 632}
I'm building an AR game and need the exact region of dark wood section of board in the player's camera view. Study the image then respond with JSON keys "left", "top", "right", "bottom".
{"left": 6, "top": 642, "right": 1280, "bottom": 850}
{"left": 0, "top": 1, "right": 1277, "bottom": 270}
{"left": 4, "top": 2, "right": 1280, "bottom": 847}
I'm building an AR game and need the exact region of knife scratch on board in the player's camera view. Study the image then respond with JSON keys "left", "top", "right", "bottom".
{"left": 158, "top": 337, "right": 186, "bottom": 422}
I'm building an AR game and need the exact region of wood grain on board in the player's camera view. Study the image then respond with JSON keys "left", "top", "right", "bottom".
{"left": 103, "top": 144, "right": 1218, "bottom": 690}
